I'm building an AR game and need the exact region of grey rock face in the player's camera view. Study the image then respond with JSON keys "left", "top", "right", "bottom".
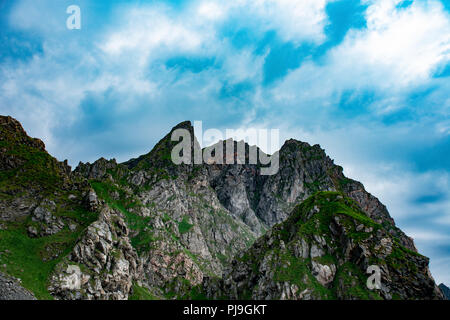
{"left": 74, "top": 124, "right": 257, "bottom": 297}
{"left": 86, "top": 189, "right": 99, "bottom": 212}
{"left": 28, "top": 200, "right": 65, "bottom": 237}
{"left": 203, "top": 192, "right": 443, "bottom": 300}
{"left": 0, "top": 195, "right": 37, "bottom": 222}
{"left": 49, "top": 207, "right": 142, "bottom": 300}
{"left": 124, "top": 170, "right": 255, "bottom": 295}
{"left": 208, "top": 164, "right": 265, "bottom": 236}
{"left": 202, "top": 137, "right": 416, "bottom": 254}
{"left": 0, "top": 272, "right": 36, "bottom": 300}
{"left": 439, "top": 283, "right": 450, "bottom": 300}
{"left": 74, "top": 158, "right": 121, "bottom": 180}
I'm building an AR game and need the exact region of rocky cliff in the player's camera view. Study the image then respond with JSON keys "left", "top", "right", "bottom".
{"left": 202, "top": 192, "right": 442, "bottom": 300}
{"left": 0, "top": 116, "right": 444, "bottom": 300}
{"left": 439, "top": 283, "right": 450, "bottom": 300}
{"left": 0, "top": 271, "right": 36, "bottom": 300}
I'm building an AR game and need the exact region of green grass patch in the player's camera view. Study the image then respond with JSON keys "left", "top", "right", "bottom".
{"left": 273, "top": 252, "right": 335, "bottom": 300}
{"left": 129, "top": 282, "right": 160, "bottom": 300}
{"left": 333, "top": 263, "right": 382, "bottom": 300}
{"left": 0, "top": 220, "right": 88, "bottom": 300}
{"left": 178, "top": 216, "right": 193, "bottom": 234}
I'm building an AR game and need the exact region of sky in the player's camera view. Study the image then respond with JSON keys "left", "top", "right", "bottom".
{"left": 0, "top": 0, "right": 449, "bottom": 286}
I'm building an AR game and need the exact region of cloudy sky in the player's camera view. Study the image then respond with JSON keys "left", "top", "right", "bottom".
{"left": 0, "top": 0, "right": 449, "bottom": 285}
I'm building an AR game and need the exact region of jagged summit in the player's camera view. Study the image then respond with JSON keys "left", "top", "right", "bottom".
{"left": 122, "top": 120, "right": 314, "bottom": 172}
{"left": 122, "top": 120, "right": 197, "bottom": 171}
{"left": 172, "top": 120, "right": 194, "bottom": 131}
{"left": 0, "top": 115, "right": 75, "bottom": 214}
{"left": 0, "top": 115, "right": 46, "bottom": 152}
{"left": 80, "top": 119, "right": 416, "bottom": 248}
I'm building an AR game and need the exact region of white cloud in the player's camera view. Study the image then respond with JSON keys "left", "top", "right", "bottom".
{"left": 100, "top": 6, "right": 211, "bottom": 62}
{"left": 332, "top": 0, "right": 450, "bottom": 88}
{"left": 192, "top": 0, "right": 332, "bottom": 43}
{"left": 219, "top": 48, "right": 265, "bottom": 83}
{"left": 244, "top": 0, "right": 331, "bottom": 44}
{"left": 196, "top": 1, "right": 227, "bottom": 21}
{"left": 100, "top": 0, "right": 333, "bottom": 62}
{"left": 8, "top": 0, "right": 66, "bottom": 34}
{"left": 264, "top": 0, "right": 450, "bottom": 121}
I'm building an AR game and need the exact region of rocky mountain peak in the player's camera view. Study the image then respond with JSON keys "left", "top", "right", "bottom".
{"left": 0, "top": 115, "right": 45, "bottom": 152}
{"left": 0, "top": 115, "right": 444, "bottom": 300}
{"left": 0, "top": 115, "right": 26, "bottom": 134}
{"left": 122, "top": 120, "right": 198, "bottom": 171}
{"left": 172, "top": 120, "right": 194, "bottom": 132}
{"left": 114, "top": 121, "right": 417, "bottom": 251}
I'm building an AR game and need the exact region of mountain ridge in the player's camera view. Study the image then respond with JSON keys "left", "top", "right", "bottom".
{"left": 0, "top": 115, "right": 444, "bottom": 300}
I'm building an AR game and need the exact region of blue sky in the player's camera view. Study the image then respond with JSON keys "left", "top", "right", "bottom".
{"left": 0, "top": 0, "right": 449, "bottom": 285}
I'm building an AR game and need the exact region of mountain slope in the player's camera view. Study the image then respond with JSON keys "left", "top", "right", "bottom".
{"left": 0, "top": 116, "right": 444, "bottom": 300}
{"left": 202, "top": 192, "right": 442, "bottom": 300}
{"left": 0, "top": 116, "right": 98, "bottom": 299}
{"left": 72, "top": 123, "right": 256, "bottom": 298}
{"left": 204, "top": 137, "right": 416, "bottom": 252}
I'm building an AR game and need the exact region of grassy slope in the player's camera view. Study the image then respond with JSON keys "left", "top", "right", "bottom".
{"left": 0, "top": 123, "right": 97, "bottom": 299}
{"left": 0, "top": 212, "right": 96, "bottom": 299}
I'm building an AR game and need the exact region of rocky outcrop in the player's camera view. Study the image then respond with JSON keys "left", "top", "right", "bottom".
{"left": 439, "top": 283, "right": 450, "bottom": 300}
{"left": 76, "top": 154, "right": 256, "bottom": 297}
{"left": 202, "top": 192, "right": 443, "bottom": 300}
{"left": 48, "top": 207, "right": 142, "bottom": 300}
{"left": 27, "top": 199, "right": 65, "bottom": 237}
{"left": 0, "top": 115, "right": 88, "bottom": 222}
{"left": 0, "top": 272, "right": 36, "bottom": 300}
{"left": 75, "top": 158, "right": 126, "bottom": 181}
{"left": 0, "top": 116, "right": 46, "bottom": 156}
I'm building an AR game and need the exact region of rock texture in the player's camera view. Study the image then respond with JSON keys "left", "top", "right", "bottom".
{"left": 0, "top": 272, "right": 36, "bottom": 300}
{"left": 439, "top": 283, "right": 450, "bottom": 300}
{"left": 0, "top": 116, "right": 444, "bottom": 300}
{"left": 49, "top": 207, "right": 142, "bottom": 300}
{"left": 74, "top": 123, "right": 256, "bottom": 297}
{"left": 202, "top": 192, "right": 443, "bottom": 300}
{"left": 205, "top": 138, "right": 416, "bottom": 252}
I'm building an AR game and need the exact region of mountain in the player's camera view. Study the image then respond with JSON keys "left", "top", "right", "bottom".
{"left": 439, "top": 284, "right": 450, "bottom": 300}
{"left": 202, "top": 192, "right": 440, "bottom": 299}
{"left": 0, "top": 115, "right": 444, "bottom": 300}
